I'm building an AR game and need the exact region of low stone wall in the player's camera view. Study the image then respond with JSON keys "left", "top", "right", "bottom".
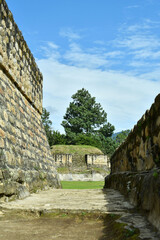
{"left": 104, "top": 94, "right": 160, "bottom": 231}
{"left": 105, "top": 170, "right": 160, "bottom": 230}
{"left": 59, "top": 173, "right": 106, "bottom": 181}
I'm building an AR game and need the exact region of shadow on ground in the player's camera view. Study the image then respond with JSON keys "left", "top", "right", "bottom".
{"left": 0, "top": 210, "right": 140, "bottom": 240}
{"left": 100, "top": 189, "right": 160, "bottom": 240}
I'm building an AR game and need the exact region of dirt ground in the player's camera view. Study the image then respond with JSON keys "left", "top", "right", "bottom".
{"left": 0, "top": 189, "right": 160, "bottom": 240}
{"left": 0, "top": 211, "right": 139, "bottom": 240}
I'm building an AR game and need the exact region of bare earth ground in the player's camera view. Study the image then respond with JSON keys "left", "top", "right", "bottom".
{"left": 0, "top": 189, "right": 160, "bottom": 240}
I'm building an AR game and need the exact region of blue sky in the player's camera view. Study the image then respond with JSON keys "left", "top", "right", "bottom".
{"left": 6, "top": 0, "right": 160, "bottom": 133}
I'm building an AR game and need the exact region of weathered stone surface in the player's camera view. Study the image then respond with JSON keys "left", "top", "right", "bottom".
{"left": 0, "top": 0, "right": 60, "bottom": 199}
{"left": 16, "top": 185, "right": 30, "bottom": 199}
{"left": 0, "top": 0, "right": 42, "bottom": 113}
{"left": 1, "top": 188, "right": 160, "bottom": 239}
{"left": 105, "top": 170, "right": 160, "bottom": 231}
{"left": 110, "top": 94, "right": 160, "bottom": 173}
{"left": 52, "top": 154, "right": 110, "bottom": 170}
{"left": 86, "top": 155, "right": 110, "bottom": 168}
{"left": 53, "top": 154, "right": 72, "bottom": 167}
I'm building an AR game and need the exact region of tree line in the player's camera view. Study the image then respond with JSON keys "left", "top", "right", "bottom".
{"left": 42, "top": 88, "right": 130, "bottom": 156}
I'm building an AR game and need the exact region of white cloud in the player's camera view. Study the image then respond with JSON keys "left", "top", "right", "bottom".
{"left": 114, "top": 20, "right": 160, "bottom": 73}
{"left": 133, "top": 49, "right": 160, "bottom": 59}
{"left": 40, "top": 41, "right": 60, "bottom": 60}
{"left": 140, "top": 68, "right": 160, "bottom": 81}
{"left": 117, "top": 35, "right": 160, "bottom": 50}
{"left": 126, "top": 5, "right": 139, "bottom": 9}
{"left": 126, "top": 19, "right": 160, "bottom": 32}
{"left": 47, "top": 42, "right": 59, "bottom": 49}
{"left": 63, "top": 42, "right": 110, "bottom": 69}
{"left": 59, "top": 28, "right": 81, "bottom": 41}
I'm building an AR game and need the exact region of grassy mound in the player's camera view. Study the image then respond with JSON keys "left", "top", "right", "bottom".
{"left": 51, "top": 145, "right": 103, "bottom": 155}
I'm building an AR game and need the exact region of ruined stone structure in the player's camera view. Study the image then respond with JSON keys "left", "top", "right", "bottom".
{"left": 53, "top": 154, "right": 72, "bottom": 167}
{"left": 105, "top": 94, "right": 160, "bottom": 230}
{"left": 86, "top": 155, "right": 110, "bottom": 168}
{"left": 52, "top": 153, "right": 110, "bottom": 169}
{"left": 0, "top": 0, "right": 60, "bottom": 200}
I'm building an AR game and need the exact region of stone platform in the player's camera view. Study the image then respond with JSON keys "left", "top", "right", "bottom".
{"left": 1, "top": 188, "right": 160, "bottom": 239}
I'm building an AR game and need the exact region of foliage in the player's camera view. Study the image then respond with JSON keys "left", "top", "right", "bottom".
{"left": 115, "top": 130, "right": 130, "bottom": 145}
{"left": 42, "top": 108, "right": 66, "bottom": 146}
{"left": 75, "top": 133, "right": 102, "bottom": 148}
{"left": 101, "top": 136, "right": 118, "bottom": 156}
{"left": 52, "top": 130, "right": 66, "bottom": 145}
{"left": 41, "top": 108, "right": 53, "bottom": 146}
{"left": 62, "top": 88, "right": 112, "bottom": 135}
{"left": 99, "top": 123, "right": 115, "bottom": 138}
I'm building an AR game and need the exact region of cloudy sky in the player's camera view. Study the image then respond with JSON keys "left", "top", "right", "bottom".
{"left": 7, "top": 0, "right": 160, "bottom": 133}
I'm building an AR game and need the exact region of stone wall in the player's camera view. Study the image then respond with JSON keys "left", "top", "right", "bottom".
{"left": 110, "top": 94, "right": 160, "bottom": 173}
{"left": 86, "top": 155, "right": 110, "bottom": 168}
{"left": 0, "top": 0, "right": 60, "bottom": 200}
{"left": 53, "top": 154, "right": 72, "bottom": 167}
{"left": 104, "top": 94, "right": 160, "bottom": 230}
{"left": 0, "top": 0, "right": 42, "bottom": 114}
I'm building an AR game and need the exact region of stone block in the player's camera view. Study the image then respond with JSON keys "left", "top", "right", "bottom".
{"left": 0, "top": 138, "right": 4, "bottom": 148}
{"left": 0, "top": 128, "right": 5, "bottom": 138}
{"left": 4, "top": 181, "right": 17, "bottom": 196}
{"left": 0, "top": 183, "right": 4, "bottom": 194}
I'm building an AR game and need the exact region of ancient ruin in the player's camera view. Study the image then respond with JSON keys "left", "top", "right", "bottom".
{"left": 1, "top": 0, "right": 160, "bottom": 237}
{"left": 53, "top": 153, "right": 110, "bottom": 168}
{"left": 0, "top": 0, "right": 60, "bottom": 200}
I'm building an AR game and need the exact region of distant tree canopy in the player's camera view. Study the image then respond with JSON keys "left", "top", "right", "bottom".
{"left": 115, "top": 130, "right": 130, "bottom": 145}
{"left": 62, "top": 88, "right": 114, "bottom": 136}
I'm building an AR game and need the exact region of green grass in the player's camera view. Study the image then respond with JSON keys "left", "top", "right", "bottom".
{"left": 61, "top": 181, "right": 104, "bottom": 189}
{"left": 57, "top": 166, "right": 108, "bottom": 174}
{"left": 51, "top": 145, "right": 103, "bottom": 155}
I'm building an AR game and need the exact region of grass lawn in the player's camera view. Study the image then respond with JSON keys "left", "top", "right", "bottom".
{"left": 61, "top": 181, "right": 104, "bottom": 189}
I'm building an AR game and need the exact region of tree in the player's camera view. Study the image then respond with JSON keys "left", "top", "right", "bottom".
{"left": 52, "top": 130, "right": 66, "bottom": 145}
{"left": 42, "top": 108, "right": 66, "bottom": 146}
{"left": 115, "top": 130, "right": 130, "bottom": 146}
{"left": 62, "top": 88, "right": 113, "bottom": 135}
{"left": 41, "top": 108, "right": 53, "bottom": 146}
{"left": 99, "top": 123, "right": 115, "bottom": 138}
